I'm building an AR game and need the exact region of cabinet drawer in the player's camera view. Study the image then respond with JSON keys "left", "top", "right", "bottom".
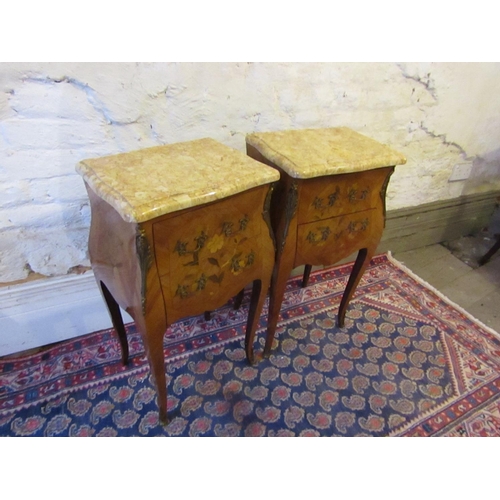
{"left": 297, "top": 168, "right": 390, "bottom": 224}
{"left": 295, "top": 209, "right": 376, "bottom": 267}
{"left": 152, "top": 187, "right": 267, "bottom": 312}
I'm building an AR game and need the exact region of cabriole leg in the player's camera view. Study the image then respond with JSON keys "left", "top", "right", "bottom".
{"left": 99, "top": 281, "right": 129, "bottom": 366}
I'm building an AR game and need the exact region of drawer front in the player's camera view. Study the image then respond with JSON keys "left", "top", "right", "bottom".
{"left": 298, "top": 168, "right": 390, "bottom": 224}
{"left": 295, "top": 209, "right": 376, "bottom": 267}
{"left": 152, "top": 187, "right": 269, "bottom": 313}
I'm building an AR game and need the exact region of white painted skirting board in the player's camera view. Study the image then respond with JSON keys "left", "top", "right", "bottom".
{"left": 0, "top": 272, "right": 133, "bottom": 357}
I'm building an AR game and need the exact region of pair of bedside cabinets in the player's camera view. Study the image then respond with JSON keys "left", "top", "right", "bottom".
{"left": 76, "top": 127, "right": 406, "bottom": 423}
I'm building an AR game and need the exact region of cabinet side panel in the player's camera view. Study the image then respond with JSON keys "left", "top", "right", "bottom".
{"left": 86, "top": 185, "right": 142, "bottom": 317}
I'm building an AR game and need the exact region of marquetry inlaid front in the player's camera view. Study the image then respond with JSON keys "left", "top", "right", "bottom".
{"left": 297, "top": 168, "right": 390, "bottom": 224}
{"left": 295, "top": 209, "right": 377, "bottom": 268}
{"left": 153, "top": 187, "right": 270, "bottom": 318}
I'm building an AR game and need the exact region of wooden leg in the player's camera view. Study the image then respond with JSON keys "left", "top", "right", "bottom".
{"left": 244, "top": 279, "right": 266, "bottom": 364}
{"left": 265, "top": 256, "right": 294, "bottom": 357}
{"left": 302, "top": 264, "right": 312, "bottom": 288}
{"left": 100, "top": 281, "right": 129, "bottom": 366}
{"left": 204, "top": 311, "right": 211, "bottom": 321}
{"left": 141, "top": 325, "right": 169, "bottom": 425}
{"left": 233, "top": 288, "right": 245, "bottom": 310}
{"left": 479, "top": 235, "right": 500, "bottom": 266}
{"left": 337, "top": 246, "right": 375, "bottom": 328}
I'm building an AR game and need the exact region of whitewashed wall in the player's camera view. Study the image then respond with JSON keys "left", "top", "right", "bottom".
{"left": 1, "top": 62, "right": 500, "bottom": 284}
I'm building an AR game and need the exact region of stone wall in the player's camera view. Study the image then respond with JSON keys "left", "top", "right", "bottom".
{"left": 1, "top": 62, "right": 499, "bottom": 283}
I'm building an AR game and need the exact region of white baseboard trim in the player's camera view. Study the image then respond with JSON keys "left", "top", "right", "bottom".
{"left": 0, "top": 272, "right": 133, "bottom": 357}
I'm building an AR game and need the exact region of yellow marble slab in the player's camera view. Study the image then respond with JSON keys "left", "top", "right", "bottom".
{"left": 246, "top": 127, "right": 407, "bottom": 179}
{"left": 76, "top": 138, "right": 280, "bottom": 223}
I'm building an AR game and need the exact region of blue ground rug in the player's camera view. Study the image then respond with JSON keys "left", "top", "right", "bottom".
{"left": 2, "top": 253, "right": 500, "bottom": 437}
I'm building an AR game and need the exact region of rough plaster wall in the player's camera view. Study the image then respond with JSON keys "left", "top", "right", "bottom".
{"left": 1, "top": 62, "right": 499, "bottom": 283}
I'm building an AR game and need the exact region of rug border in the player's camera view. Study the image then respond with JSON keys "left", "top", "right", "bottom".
{"left": 385, "top": 251, "right": 500, "bottom": 340}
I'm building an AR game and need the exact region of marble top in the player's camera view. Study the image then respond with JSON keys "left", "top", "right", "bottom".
{"left": 76, "top": 138, "right": 280, "bottom": 223}
{"left": 246, "top": 127, "right": 407, "bottom": 179}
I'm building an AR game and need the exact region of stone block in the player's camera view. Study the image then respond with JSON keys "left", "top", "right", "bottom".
{"left": 0, "top": 118, "right": 106, "bottom": 151}
{"left": 17, "top": 226, "right": 90, "bottom": 277}
{"left": 0, "top": 229, "right": 30, "bottom": 282}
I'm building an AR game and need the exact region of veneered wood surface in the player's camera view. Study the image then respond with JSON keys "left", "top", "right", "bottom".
{"left": 297, "top": 168, "right": 389, "bottom": 223}
{"left": 153, "top": 186, "right": 272, "bottom": 324}
{"left": 295, "top": 208, "right": 378, "bottom": 268}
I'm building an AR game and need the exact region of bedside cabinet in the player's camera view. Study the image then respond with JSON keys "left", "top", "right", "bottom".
{"left": 246, "top": 127, "right": 406, "bottom": 356}
{"left": 77, "top": 138, "right": 279, "bottom": 424}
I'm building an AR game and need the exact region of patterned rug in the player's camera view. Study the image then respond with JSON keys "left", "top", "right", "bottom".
{"left": 1, "top": 253, "right": 500, "bottom": 437}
